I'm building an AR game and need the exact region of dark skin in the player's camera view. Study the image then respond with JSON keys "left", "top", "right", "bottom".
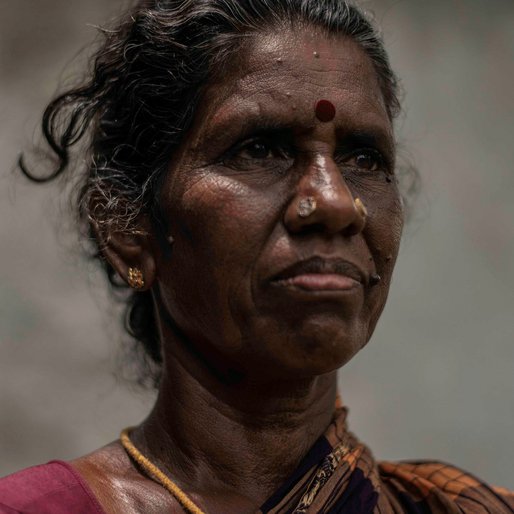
{"left": 73, "top": 28, "right": 403, "bottom": 514}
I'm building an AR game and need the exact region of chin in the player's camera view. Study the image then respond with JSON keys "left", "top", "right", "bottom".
{"left": 254, "top": 318, "right": 369, "bottom": 379}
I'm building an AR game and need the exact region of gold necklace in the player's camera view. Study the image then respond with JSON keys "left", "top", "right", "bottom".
{"left": 120, "top": 428, "right": 206, "bottom": 514}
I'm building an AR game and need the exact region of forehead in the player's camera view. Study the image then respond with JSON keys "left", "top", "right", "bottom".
{"left": 196, "top": 28, "right": 390, "bottom": 135}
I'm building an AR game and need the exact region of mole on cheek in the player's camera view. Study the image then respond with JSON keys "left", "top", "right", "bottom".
{"left": 315, "top": 100, "right": 336, "bottom": 122}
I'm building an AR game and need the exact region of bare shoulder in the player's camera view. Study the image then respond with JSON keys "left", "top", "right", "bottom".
{"left": 71, "top": 441, "right": 183, "bottom": 514}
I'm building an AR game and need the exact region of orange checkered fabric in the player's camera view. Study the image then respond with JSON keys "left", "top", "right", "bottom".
{"left": 258, "top": 406, "right": 514, "bottom": 513}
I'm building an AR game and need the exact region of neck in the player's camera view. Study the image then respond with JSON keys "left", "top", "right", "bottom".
{"left": 132, "top": 336, "right": 338, "bottom": 506}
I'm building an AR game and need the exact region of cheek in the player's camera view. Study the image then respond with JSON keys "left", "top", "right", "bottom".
{"left": 362, "top": 181, "right": 403, "bottom": 261}
{"left": 361, "top": 186, "right": 403, "bottom": 338}
{"left": 177, "top": 174, "right": 277, "bottom": 262}
{"left": 161, "top": 171, "right": 284, "bottom": 343}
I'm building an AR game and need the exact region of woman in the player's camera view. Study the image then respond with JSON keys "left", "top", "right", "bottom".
{"left": 1, "top": 0, "right": 512, "bottom": 513}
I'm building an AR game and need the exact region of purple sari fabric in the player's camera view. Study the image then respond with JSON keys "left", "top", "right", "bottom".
{"left": 0, "top": 461, "right": 105, "bottom": 514}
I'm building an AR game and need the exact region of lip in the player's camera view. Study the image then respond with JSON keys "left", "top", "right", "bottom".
{"left": 270, "top": 256, "right": 367, "bottom": 292}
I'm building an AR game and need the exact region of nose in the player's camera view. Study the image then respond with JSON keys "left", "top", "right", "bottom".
{"left": 284, "top": 153, "right": 365, "bottom": 236}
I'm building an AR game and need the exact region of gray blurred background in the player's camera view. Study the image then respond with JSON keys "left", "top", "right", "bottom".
{"left": 1, "top": 0, "right": 513, "bottom": 488}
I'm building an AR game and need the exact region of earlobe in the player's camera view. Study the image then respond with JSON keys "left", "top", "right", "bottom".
{"left": 91, "top": 220, "right": 157, "bottom": 291}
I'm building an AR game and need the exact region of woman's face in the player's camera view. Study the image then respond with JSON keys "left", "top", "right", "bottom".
{"left": 155, "top": 29, "right": 403, "bottom": 381}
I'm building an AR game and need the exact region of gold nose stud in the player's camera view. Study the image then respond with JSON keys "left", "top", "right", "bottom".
{"left": 297, "top": 197, "right": 317, "bottom": 218}
{"left": 354, "top": 197, "right": 368, "bottom": 219}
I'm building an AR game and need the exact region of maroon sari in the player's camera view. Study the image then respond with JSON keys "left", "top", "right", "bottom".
{"left": 0, "top": 460, "right": 104, "bottom": 513}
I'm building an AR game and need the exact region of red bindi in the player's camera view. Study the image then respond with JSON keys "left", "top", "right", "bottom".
{"left": 315, "top": 99, "right": 336, "bottom": 122}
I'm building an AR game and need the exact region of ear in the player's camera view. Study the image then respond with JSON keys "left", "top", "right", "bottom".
{"left": 91, "top": 218, "right": 157, "bottom": 291}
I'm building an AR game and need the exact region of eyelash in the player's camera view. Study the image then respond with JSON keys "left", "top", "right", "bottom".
{"left": 221, "top": 137, "right": 390, "bottom": 174}
{"left": 224, "top": 136, "right": 292, "bottom": 161}
{"left": 336, "top": 148, "right": 388, "bottom": 173}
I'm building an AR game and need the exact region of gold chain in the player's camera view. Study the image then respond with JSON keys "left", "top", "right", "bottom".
{"left": 120, "top": 428, "right": 206, "bottom": 514}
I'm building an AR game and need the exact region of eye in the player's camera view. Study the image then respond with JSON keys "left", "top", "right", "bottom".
{"left": 221, "top": 134, "right": 294, "bottom": 174}
{"left": 345, "top": 149, "right": 384, "bottom": 171}
{"left": 238, "top": 140, "right": 275, "bottom": 160}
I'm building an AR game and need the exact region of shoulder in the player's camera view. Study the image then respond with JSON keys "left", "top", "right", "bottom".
{"left": 378, "top": 459, "right": 514, "bottom": 513}
{"left": 71, "top": 441, "right": 182, "bottom": 514}
{"left": 0, "top": 443, "right": 181, "bottom": 514}
{"left": 0, "top": 460, "right": 105, "bottom": 514}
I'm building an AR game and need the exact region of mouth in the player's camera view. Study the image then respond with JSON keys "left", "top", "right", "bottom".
{"left": 270, "top": 256, "right": 366, "bottom": 293}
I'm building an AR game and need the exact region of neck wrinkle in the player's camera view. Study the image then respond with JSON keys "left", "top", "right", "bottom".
{"left": 132, "top": 353, "right": 340, "bottom": 506}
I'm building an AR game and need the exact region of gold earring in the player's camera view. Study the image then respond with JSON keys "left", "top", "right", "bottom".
{"left": 127, "top": 267, "right": 145, "bottom": 290}
{"left": 354, "top": 197, "right": 368, "bottom": 219}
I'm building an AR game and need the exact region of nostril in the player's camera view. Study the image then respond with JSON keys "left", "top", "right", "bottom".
{"left": 344, "top": 219, "right": 364, "bottom": 237}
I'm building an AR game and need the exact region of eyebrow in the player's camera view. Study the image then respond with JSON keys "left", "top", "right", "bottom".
{"left": 342, "top": 131, "right": 381, "bottom": 147}
{"left": 203, "top": 104, "right": 394, "bottom": 157}
{"left": 204, "top": 111, "right": 305, "bottom": 148}
{"left": 337, "top": 130, "right": 393, "bottom": 153}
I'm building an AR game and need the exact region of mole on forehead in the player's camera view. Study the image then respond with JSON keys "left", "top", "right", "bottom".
{"left": 315, "top": 100, "right": 336, "bottom": 122}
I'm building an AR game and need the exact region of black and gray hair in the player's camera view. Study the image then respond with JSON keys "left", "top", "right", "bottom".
{"left": 20, "top": 0, "right": 403, "bottom": 387}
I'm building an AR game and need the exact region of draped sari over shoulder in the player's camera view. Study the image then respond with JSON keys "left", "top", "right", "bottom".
{"left": 1, "top": 406, "right": 513, "bottom": 513}
{"left": 258, "top": 405, "right": 514, "bottom": 513}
